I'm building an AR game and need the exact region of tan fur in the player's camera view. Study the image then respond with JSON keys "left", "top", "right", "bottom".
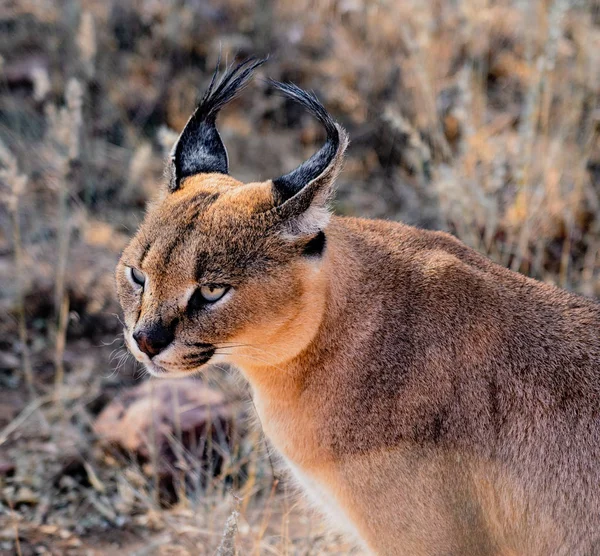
{"left": 177, "top": 174, "right": 275, "bottom": 215}
{"left": 117, "top": 108, "right": 600, "bottom": 555}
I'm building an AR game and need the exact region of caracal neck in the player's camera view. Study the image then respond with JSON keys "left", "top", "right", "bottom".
{"left": 225, "top": 221, "right": 358, "bottom": 465}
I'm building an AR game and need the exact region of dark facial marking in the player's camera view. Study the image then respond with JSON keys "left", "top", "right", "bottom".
{"left": 138, "top": 239, "right": 152, "bottom": 267}
{"left": 303, "top": 231, "right": 326, "bottom": 257}
{"left": 186, "top": 342, "right": 216, "bottom": 349}
{"left": 181, "top": 348, "right": 216, "bottom": 367}
{"left": 160, "top": 192, "right": 220, "bottom": 266}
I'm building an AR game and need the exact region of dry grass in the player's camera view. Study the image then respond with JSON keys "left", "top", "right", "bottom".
{"left": 0, "top": 0, "right": 598, "bottom": 553}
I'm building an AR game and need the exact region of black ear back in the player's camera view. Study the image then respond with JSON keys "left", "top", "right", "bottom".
{"left": 169, "top": 57, "right": 266, "bottom": 192}
{"left": 268, "top": 81, "right": 341, "bottom": 204}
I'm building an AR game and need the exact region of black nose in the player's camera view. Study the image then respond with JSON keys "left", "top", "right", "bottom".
{"left": 133, "top": 324, "right": 174, "bottom": 358}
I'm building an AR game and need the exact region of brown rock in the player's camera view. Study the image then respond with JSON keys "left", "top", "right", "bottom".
{"left": 94, "top": 379, "right": 245, "bottom": 503}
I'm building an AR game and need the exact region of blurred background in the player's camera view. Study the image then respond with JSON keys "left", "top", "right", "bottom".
{"left": 0, "top": 0, "right": 598, "bottom": 553}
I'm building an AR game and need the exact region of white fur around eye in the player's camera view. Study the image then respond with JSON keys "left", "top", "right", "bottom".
{"left": 126, "top": 266, "right": 146, "bottom": 289}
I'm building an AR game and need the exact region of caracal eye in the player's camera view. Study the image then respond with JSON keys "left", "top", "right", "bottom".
{"left": 200, "top": 284, "right": 227, "bottom": 302}
{"left": 127, "top": 266, "right": 146, "bottom": 288}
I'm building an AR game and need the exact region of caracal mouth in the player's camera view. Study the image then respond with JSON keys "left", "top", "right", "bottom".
{"left": 123, "top": 328, "right": 216, "bottom": 378}
{"left": 142, "top": 358, "right": 214, "bottom": 379}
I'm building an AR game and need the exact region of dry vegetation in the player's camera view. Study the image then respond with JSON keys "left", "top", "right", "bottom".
{"left": 0, "top": 0, "right": 598, "bottom": 553}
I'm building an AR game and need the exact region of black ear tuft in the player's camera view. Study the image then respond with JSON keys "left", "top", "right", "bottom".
{"left": 268, "top": 80, "right": 340, "bottom": 204}
{"left": 169, "top": 57, "right": 267, "bottom": 192}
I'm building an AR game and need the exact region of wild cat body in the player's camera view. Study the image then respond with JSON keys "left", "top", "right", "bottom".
{"left": 116, "top": 60, "right": 600, "bottom": 555}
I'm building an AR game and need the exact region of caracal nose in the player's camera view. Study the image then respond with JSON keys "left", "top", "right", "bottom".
{"left": 133, "top": 325, "right": 174, "bottom": 358}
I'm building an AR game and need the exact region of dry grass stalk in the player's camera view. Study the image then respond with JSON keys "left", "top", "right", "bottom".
{"left": 216, "top": 496, "right": 241, "bottom": 556}
{"left": 6, "top": 498, "right": 23, "bottom": 556}
{"left": 168, "top": 381, "right": 189, "bottom": 506}
{"left": 51, "top": 78, "right": 83, "bottom": 401}
{"left": 53, "top": 294, "right": 70, "bottom": 396}
{"left": 0, "top": 139, "right": 36, "bottom": 401}
{"left": 77, "top": 10, "right": 97, "bottom": 78}
{"left": 0, "top": 392, "right": 72, "bottom": 447}
{"left": 149, "top": 380, "right": 161, "bottom": 508}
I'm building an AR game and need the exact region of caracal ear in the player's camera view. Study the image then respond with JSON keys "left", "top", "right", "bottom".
{"left": 267, "top": 81, "right": 349, "bottom": 236}
{"left": 167, "top": 57, "right": 267, "bottom": 192}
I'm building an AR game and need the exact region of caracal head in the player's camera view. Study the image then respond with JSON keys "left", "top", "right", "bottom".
{"left": 116, "top": 58, "right": 348, "bottom": 377}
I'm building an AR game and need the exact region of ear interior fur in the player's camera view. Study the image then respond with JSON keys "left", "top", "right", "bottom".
{"left": 280, "top": 204, "right": 332, "bottom": 238}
